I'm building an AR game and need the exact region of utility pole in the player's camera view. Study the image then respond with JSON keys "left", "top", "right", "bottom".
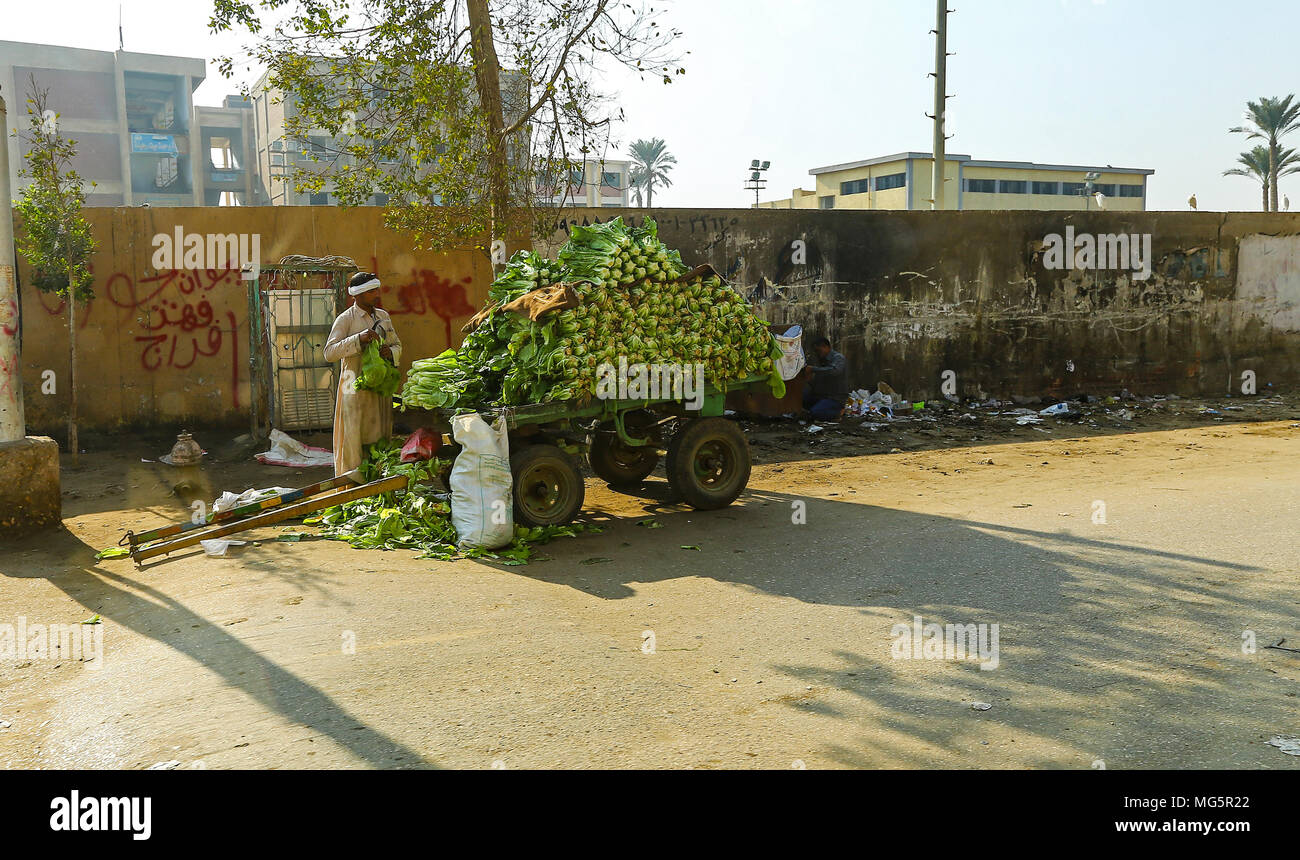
{"left": 0, "top": 88, "right": 25, "bottom": 442}
{"left": 930, "top": 0, "right": 950, "bottom": 211}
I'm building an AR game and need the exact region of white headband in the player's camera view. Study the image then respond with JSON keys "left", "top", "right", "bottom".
{"left": 348, "top": 276, "right": 381, "bottom": 296}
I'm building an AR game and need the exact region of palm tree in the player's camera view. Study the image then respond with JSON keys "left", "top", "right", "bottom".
{"left": 1230, "top": 95, "right": 1300, "bottom": 211}
{"left": 1224, "top": 145, "right": 1300, "bottom": 211}
{"left": 628, "top": 137, "right": 676, "bottom": 207}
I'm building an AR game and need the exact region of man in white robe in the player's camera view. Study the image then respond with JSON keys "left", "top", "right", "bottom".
{"left": 324, "top": 272, "right": 403, "bottom": 477}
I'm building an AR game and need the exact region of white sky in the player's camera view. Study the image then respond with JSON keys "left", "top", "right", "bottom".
{"left": 4, "top": 0, "right": 1298, "bottom": 211}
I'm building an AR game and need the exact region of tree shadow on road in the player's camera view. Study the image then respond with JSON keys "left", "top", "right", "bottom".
{"left": 1, "top": 527, "right": 435, "bottom": 769}
{"left": 525, "top": 485, "right": 1300, "bottom": 768}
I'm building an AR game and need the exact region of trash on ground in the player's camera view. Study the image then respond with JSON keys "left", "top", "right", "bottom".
{"left": 971, "top": 702, "right": 993, "bottom": 711}
{"left": 200, "top": 539, "right": 247, "bottom": 557}
{"left": 255, "top": 429, "right": 333, "bottom": 468}
{"left": 1266, "top": 736, "right": 1300, "bottom": 756}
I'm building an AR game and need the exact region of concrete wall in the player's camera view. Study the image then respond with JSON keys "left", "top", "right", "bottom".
{"left": 15, "top": 206, "right": 494, "bottom": 435}
{"left": 13, "top": 205, "right": 1300, "bottom": 436}
{"left": 546, "top": 208, "right": 1300, "bottom": 402}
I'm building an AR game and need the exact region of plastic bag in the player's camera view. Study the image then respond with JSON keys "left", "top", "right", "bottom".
{"left": 773, "top": 325, "right": 806, "bottom": 381}
{"left": 400, "top": 428, "right": 441, "bottom": 463}
{"left": 449, "top": 413, "right": 514, "bottom": 550}
{"left": 355, "top": 340, "right": 401, "bottom": 398}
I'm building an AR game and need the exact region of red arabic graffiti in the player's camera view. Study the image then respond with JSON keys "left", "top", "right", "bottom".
{"left": 361, "top": 256, "right": 477, "bottom": 347}
{"left": 40, "top": 267, "right": 244, "bottom": 409}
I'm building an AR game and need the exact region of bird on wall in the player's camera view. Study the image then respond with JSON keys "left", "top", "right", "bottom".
{"left": 1188, "top": 194, "right": 1198, "bottom": 210}
{"left": 1093, "top": 192, "right": 1106, "bottom": 209}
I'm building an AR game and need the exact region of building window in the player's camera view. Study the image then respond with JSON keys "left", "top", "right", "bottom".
{"left": 875, "top": 173, "right": 906, "bottom": 191}
{"left": 1094, "top": 183, "right": 1117, "bottom": 197}
{"left": 1117, "top": 185, "right": 1143, "bottom": 198}
{"left": 999, "top": 180, "right": 1028, "bottom": 194}
{"left": 271, "top": 152, "right": 285, "bottom": 166}
{"left": 1060, "top": 182, "right": 1086, "bottom": 196}
{"left": 1032, "top": 181, "right": 1059, "bottom": 195}
{"left": 964, "top": 178, "right": 996, "bottom": 193}
{"left": 819, "top": 195, "right": 835, "bottom": 209}
{"left": 840, "top": 178, "right": 871, "bottom": 196}
{"left": 601, "top": 171, "right": 621, "bottom": 188}
{"left": 309, "top": 192, "right": 330, "bottom": 205}
{"left": 371, "top": 193, "right": 389, "bottom": 206}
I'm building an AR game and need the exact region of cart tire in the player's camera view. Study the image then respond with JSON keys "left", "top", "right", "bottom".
{"left": 589, "top": 433, "right": 660, "bottom": 485}
{"left": 511, "top": 444, "right": 586, "bottom": 527}
{"left": 665, "top": 417, "right": 751, "bottom": 510}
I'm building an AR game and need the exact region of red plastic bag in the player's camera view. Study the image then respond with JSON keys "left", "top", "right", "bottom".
{"left": 400, "top": 428, "right": 441, "bottom": 463}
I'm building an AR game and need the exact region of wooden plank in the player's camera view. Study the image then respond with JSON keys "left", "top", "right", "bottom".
{"left": 131, "top": 474, "right": 408, "bottom": 565}
{"left": 124, "top": 473, "right": 358, "bottom": 549}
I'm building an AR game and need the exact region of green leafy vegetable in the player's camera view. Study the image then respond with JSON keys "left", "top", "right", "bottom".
{"left": 399, "top": 216, "right": 778, "bottom": 412}
{"left": 316, "top": 439, "right": 596, "bottom": 564}
{"left": 355, "top": 340, "right": 401, "bottom": 398}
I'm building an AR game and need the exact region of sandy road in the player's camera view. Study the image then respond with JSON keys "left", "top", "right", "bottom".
{"left": 1, "top": 420, "right": 1298, "bottom": 769}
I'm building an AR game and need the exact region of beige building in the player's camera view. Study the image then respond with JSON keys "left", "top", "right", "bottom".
{"left": 761, "top": 151, "right": 1154, "bottom": 211}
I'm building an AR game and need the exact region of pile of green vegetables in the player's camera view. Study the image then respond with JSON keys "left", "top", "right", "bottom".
{"left": 312, "top": 438, "right": 594, "bottom": 564}
{"left": 400, "top": 217, "right": 783, "bottom": 411}
{"left": 355, "top": 340, "right": 402, "bottom": 398}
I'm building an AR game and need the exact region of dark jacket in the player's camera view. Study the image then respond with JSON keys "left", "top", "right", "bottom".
{"left": 808, "top": 350, "right": 848, "bottom": 402}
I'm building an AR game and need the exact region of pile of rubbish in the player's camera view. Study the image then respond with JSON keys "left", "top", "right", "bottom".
{"left": 312, "top": 438, "right": 595, "bottom": 564}
{"left": 400, "top": 216, "right": 783, "bottom": 411}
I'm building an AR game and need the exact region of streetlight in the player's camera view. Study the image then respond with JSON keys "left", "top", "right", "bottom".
{"left": 1082, "top": 171, "right": 1101, "bottom": 211}
{"left": 745, "top": 159, "right": 770, "bottom": 207}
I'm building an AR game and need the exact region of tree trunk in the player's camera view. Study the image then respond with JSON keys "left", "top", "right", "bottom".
{"left": 465, "top": 0, "right": 509, "bottom": 264}
{"left": 646, "top": 178, "right": 653, "bottom": 208}
{"left": 1263, "top": 181, "right": 1269, "bottom": 212}
{"left": 1269, "top": 141, "right": 1280, "bottom": 212}
{"left": 67, "top": 293, "right": 78, "bottom": 468}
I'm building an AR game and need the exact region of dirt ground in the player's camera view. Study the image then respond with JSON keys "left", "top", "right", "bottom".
{"left": 1, "top": 394, "right": 1298, "bottom": 769}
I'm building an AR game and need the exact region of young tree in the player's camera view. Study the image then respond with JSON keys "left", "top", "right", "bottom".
{"left": 1230, "top": 95, "right": 1300, "bottom": 212}
{"left": 627, "top": 136, "right": 675, "bottom": 207}
{"left": 211, "top": 0, "right": 685, "bottom": 256}
{"left": 13, "top": 77, "right": 97, "bottom": 467}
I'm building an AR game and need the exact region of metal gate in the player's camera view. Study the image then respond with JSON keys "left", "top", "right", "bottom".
{"left": 247, "top": 258, "right": 358, "bottom": 436}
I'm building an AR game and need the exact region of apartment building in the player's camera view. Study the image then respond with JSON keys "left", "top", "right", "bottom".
{"left": 761, "top": 151, "right": 1155, "bottom": 212}
{"left": 0, "top": 39, "right": 206, "bottom": 206}
{"left": 535, "top": 158, "right": 632, "bottom": 208}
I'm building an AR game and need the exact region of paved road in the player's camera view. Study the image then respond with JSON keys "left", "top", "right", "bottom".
{"left": 2, "top": 421, "right": 1298, "bottom": 768}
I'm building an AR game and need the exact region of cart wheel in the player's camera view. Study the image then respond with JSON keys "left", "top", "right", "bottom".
{"left": 666, "top": 417, "right": 751, "bottom": 510}
{"left": 511, "top": 444, "right": 586, "bottom": 527}
{"left": 589, "top": 433, "right": 660, "bottom": 485}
